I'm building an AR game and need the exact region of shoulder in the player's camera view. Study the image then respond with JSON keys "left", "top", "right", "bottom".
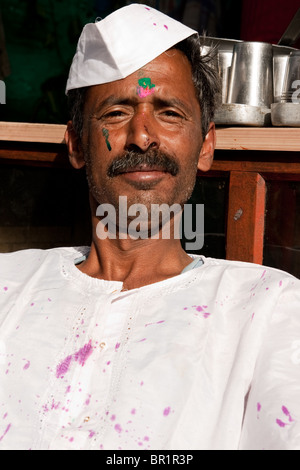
{"left": 201, "top": 256, "right": 298, "bottom": 281}
{"left": 196, "top": 256, "right": 300, "bottom": 302}
{"left": 0, "top": 246, "right": 89, "bottom": 285}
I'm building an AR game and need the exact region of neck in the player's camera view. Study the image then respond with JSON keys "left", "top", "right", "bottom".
{"left": 77, "top": 206, "right": 192, "bottom": 290}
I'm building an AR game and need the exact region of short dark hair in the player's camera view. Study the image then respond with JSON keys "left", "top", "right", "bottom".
{"left": 174, "top": 33, "right": 221, "bottom": 137}
{"left": 67, "top": 33, "right": 221, "bottom": 139}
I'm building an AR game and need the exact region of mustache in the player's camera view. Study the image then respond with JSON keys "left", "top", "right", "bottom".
{"left": 107, "top": 149, "right": 180, "bottom": 178}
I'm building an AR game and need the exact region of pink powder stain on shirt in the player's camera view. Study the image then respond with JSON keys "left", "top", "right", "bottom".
{"left": 115, "top": 423, "right": 122, "bottom": 433}
{"left": 23, "top": 360, "right": 30, "bottom": 370}
{"left": 164, "top": 24, "right": 168, "bottom": 30}
{"left": 50, "top": 399, "right": 60, "bottom": 410}
{"left": 195, "top": 305, "right": 210, "bottom": 318}
{"left": 56, "top": 354, "right": 72, "bottom": 378}
{"left": 0, "top": 423, "right": 11, "bottom": 442}
{"left": 276, "top": 419, "right": 287, "bottom": 428}
{"left": 115, "top": 342, "right": 120, "bottom": 351}
{"left": 73, "top": 340, "right": 93, "bottom": 366}
{"left": 145, "top": 320, "right": 165, "bottom": 327}
{"left": 55, "top": 340, "right": 93, "bottom": 378}
{"left": 282, "top": 406, "right": 294, "bottom": 422}
{"left": 3, "top": 287, "right": 8, "bottom": 291}
{"left": 257, "top": 402, "right": 261, "bottom": 412}
{"left": 163, "top": 406, "right": 171, "bottom": 416}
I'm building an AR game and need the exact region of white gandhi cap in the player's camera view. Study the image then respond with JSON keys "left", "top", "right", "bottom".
{"left": 65, "top": 3, "right": 196, "bottom": 94}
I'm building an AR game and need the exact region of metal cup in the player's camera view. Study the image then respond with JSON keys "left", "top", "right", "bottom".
{"left": 227, "top": 41, "right": 273, "bottom": 108}
{"left": 281, "top": 51, "right": 300, "bottom": 103}
{"left": 218, "top": 50, "right": 233, "bottom": 103}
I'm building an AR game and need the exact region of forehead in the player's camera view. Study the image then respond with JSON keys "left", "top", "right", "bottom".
{"left": 85, "top": 49, "right": 199, "bottom": 109}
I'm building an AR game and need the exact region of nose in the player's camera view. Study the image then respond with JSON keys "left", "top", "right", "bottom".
{"left": 125, "top": 110, "right": 160, "bottom": 152}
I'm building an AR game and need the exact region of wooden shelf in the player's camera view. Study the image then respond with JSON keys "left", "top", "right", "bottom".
{"left": 0, "top": 122, "right": 300, "bottom": 152}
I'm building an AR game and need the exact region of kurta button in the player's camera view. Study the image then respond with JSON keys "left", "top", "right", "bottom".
{"left": 99, "top": 342, "right": 106, "bottom": 349}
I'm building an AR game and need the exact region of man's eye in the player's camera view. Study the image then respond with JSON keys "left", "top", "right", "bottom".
{"left": 104, "top": 110, "right": 124, "bottom": 118}
{"left": 162, "top": 110, "right": 182, "bottom": 118}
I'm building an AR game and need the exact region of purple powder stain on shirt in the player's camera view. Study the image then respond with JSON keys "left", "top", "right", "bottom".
{"left": 115, "top": 342, "right": 120, "bottom": 351}
{"left": 163, "top": 407, "right": 171, "bottom": 416}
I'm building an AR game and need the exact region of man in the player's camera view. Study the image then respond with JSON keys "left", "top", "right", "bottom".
{"left": 0, "top": 4, "right": 300, "bottom": 451}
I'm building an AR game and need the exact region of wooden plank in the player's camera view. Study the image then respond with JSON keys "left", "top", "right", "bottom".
{"left": 0, "top": 122, "right": 66, "bottom": 144}
{"left": 226, "top": 171, "right": 266, "bottom": 264}
{"left": 0, "top": 142, "right": 70, "bottom": 168}
{"left": 211, "top": 159, "right": 300, "bottom": 175}
{"left": 215, "top": 127, "right": 300, "bottom": 152}
{"left": 0, "top": 122, "right": 300, "bottom": 152}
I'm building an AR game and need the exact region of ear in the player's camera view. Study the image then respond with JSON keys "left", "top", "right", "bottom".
{"left": 64, "top": 120, "right": 85, "bottom": 169}
{"left": 197, "top": 122, "right": 216, "bottom": 172}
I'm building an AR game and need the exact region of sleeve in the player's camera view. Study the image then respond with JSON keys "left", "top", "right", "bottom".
{"left": 239, "top": 276, "right": 300, "bottom": 450}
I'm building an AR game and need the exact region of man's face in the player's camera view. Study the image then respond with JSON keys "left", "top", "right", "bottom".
{"left": 73, "top": 49, "right": 214, "bottom": 213}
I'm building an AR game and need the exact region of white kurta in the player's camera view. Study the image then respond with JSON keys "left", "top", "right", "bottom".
{"left": 0, "top": 246, "right": 300, "bottom": 450}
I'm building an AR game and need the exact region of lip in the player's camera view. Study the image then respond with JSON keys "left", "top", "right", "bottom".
{"left": 120, "top": 169, "right": 167, "bottom": 182}
{"left": 117, "top": 165, "right": 170, "bottom": 182}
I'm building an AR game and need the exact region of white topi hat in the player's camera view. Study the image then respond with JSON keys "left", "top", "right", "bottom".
{"left": 65, "top": 3, "right": 196, "bottom": 94}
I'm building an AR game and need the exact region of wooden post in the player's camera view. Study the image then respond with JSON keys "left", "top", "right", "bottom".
{"left": 226, "top": 171, "right": 266, "bottom": 264}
